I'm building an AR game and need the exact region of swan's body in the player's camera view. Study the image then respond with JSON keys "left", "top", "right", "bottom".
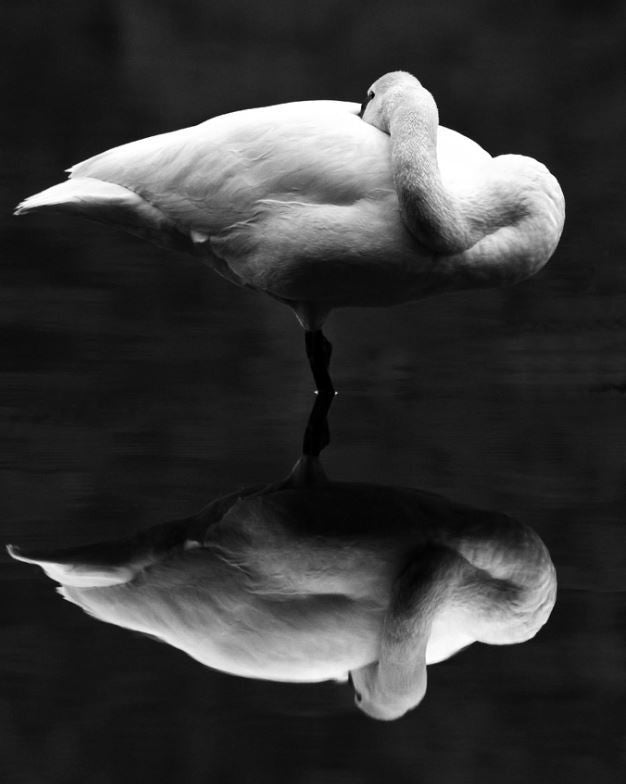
{"left": 15, "top": 73, "right": 565, "bottom": 386}
{"left": 15, "top": 101, "right": 496, "bottom": 317}
{"left": 8, "top": 458, "right": 556, "bottom": 720}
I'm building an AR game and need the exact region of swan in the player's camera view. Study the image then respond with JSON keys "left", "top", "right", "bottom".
{"left": 15, "top": 71, "right": 565, "bottom": 392}
{"left": 7, "top": 455, "right": 556, "bottom": 721}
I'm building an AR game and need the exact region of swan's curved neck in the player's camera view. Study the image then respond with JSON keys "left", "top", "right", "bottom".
{"left": 386, "top": 86, "right": 565, "bottom": 288}
{"left": 387, "top": 89, "right": 475, "bottom": 254}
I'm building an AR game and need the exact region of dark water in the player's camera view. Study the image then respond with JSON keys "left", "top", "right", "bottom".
{"left": 1, "top": 2, "right": 624, "bottom": 783}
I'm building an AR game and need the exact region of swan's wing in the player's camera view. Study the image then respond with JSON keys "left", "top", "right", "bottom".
{"left": 21, "top": 100, "right": 499, "bottom": 302}
{"left": 68, "top": 101, "right": 394, "bottom": 234}
{"left": 68, "top": 102, "right": 484, "bottom": 229}
{"left": 65, "top": 101, "right": 417, "bottom": 298}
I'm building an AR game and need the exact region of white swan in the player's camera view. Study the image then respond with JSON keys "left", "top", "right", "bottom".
{"left": 7, "top": 456, "right": 556, "bottom": 721}
{"left": 15, "top": 71, "right": 565, "bottom": 391}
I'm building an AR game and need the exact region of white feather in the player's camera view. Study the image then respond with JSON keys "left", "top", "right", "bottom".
{"left": 15, "top": 82, "right": 565, "bottom": 330}
{"left": 5, "top": 479, "right": 556, "bottom": 687}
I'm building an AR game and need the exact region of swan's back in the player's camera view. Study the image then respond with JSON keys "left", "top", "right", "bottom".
{"left": 70, "top": 103, "right": 389, "bottom": 211}
{"left": 69, "top": 101, "right": 488, "bottom": 214}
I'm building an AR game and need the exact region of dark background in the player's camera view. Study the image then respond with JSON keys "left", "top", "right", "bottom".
{"left": 1, "top": 1, "right": 624, "bottom": 782}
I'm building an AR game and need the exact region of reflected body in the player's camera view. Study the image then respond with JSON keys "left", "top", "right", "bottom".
{"left": 15, "top": 73, "right": 565, "bottom": 390}
{"left": 8, "top": 457, "right": 556, "bottom": 720}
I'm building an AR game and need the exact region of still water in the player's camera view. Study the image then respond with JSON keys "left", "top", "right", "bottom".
{"left": 1, "top": 208, "right": 623, "bottom": 781}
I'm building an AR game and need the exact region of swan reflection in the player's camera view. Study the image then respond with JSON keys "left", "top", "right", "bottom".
{"left": 8, "top": 446, "right": 556, "bottom": 720}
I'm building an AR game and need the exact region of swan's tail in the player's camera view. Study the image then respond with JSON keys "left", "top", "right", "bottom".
{"left": 14, "top": 178, "right": 193, "bottom": 253}
{"left": 15, "top": 177, "right": 146, "bottom": 219}
{"left": 6, "top": 542, "right": 137, "bottom": 587}
{"left": 5, "top": 511, "right": 203, "bottom": 588}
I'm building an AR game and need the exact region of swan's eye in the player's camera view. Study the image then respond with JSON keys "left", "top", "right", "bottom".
{"left": 358, "top": 90, "right": 375, "bottom": 119}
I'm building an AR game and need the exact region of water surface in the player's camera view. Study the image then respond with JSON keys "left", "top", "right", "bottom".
{"left": 1, "top": 2, "right": 624, "bottom": 782}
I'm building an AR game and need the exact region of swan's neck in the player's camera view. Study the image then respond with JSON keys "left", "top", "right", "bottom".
{"left": 387, "top": 89, "right": 475, "bottom": 254}
{"left": 386, "top": 88, "right": 565, "bottom": 289}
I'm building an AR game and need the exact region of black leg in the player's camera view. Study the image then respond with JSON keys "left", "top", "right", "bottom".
{"left": 305, "top": 329, "right": 335, "bottom": 396}
{"left": 302, "top": 387, "right": 334, "bottom": 457}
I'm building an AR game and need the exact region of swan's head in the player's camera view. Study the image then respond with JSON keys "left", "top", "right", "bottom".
{"left": 349, "top": 661, "right": 427, "bottom": 721}
{"left": 358, "top": 71, "right": 424, "bottom": 133}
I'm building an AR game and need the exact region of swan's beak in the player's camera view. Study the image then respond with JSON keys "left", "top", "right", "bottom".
{"left": 358, "top": 92, "right": 373, "bottom": 119}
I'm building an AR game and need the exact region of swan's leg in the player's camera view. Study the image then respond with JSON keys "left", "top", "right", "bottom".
{"left": 305, "top": 329, "right": 335, "bottom": 395}
{"left": 302, "top": 385, "right": 334, "bottom": 456}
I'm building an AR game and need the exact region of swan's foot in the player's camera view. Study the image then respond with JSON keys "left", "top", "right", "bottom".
{"left": 305, "top": 329, "right": 335, "bottom": 396}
